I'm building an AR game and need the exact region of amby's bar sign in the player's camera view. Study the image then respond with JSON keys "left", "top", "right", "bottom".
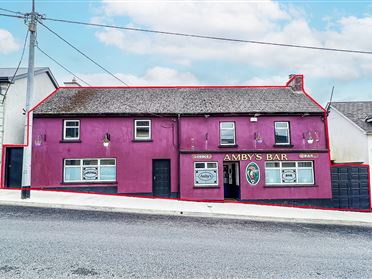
{"left": 224, "top": 153, "right": 288, "bottom": 161}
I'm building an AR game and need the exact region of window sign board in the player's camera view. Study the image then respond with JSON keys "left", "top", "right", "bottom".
{"left": 83, "top": 167, "right": 98, "bottom": 180}
{"left": 195, "top": 170, "right": 218, "bottom": 185}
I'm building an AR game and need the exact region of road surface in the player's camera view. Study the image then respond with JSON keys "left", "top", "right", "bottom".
{"left": 0, "top": 205, "right": 371, "bottom": 278}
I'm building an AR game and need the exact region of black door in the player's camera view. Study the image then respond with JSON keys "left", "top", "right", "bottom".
{"left": 152, "top": 159, "right": 171, "bottom": 197}
{"left": 5, "top": 147, "right": 24, "bottom": 188}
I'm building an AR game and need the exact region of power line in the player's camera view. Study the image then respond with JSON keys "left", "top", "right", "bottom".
{"left": 0, "top": 12, "right": 24, "bottom": 19}
{"left": 1, "top": 29, "right": 29, "bottom": 104}
{"left": 0, "top": 7, "right": 24, "bottom": 15}
{"left": 38, "top": 20, "right": 129, "bottom": 86}
{"left": 37, "top": 45, "right": 92, "bottom": 86}
{"left": 43, "top": 17, "right": 372, "bottom": 55}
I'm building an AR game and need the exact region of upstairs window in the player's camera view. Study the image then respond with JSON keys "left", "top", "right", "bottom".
{"left": 220, "top": 122, "right": 236, "bottom": 145}
{"left": 274, "top": 122, "right": 290, "bottom": 145}
{"left": 63, "top": 120, "right": 80, "bottom": 140}
{"left": 134, "top": 120, "right": 151, "bottom": 140}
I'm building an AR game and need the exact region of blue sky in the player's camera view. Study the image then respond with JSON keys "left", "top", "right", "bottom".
{"left": 1, "top": 0, "right": 372, "bottom": 105}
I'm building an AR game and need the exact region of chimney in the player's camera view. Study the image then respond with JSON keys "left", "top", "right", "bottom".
{"left": 287, "top": 74, "right": 303, "bottom": 93}
{"left": 64, "top": 77, "right": 81, "bottom": 87}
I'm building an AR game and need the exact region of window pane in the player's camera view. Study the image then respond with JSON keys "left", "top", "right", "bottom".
{"left": 207, "top": 162, "right": 217, "bottom": 169}
{"left": 298, "top": 169, "right": 313, "bottom": 183}
{"left": 266, "top": 162, "right": 279, "bottom": 168}
{"left": 66, "top": 121, "right": 79, "bottom": 127}
{"left": 275, "top": 122, "right": 288, "bottom": 128}
{"left": 136, "top": 127, "right": 149, "bottom": 138}
{"left": 65, "top": 159, "right": 80, "bottom": 166}
{"left": 220, "top": 129, "right": 235, "bottom": 144}
{"left": 100, "top": 167, "right": 116, "bottom": 181}
{"left": 101, "top": 159, "right": 116, "bottom": 166}
{"left": 195, "top": 163, "right": 205, "bottom": 169}
{"left": 83, "top": 159, "right": 98, "bottom": 166}
{"left": 298, "top": 162, "right": 312, "bottom": 168}
{"left": 275, "top": 129, "right": 289, "bottom": 144}
{"left": 282, "top": 162, "right": 296, "bottom": 168}
{"left": 265, "top": 169, "right": 280, "bottom": 184}
{"left": 65, "top": 167, "right": 81, "bottom": 181}
{"left": 65, "top": 127, "right": 79, "bottom": 138}
{"left": 221, "top": 122, "right": 234, "bottom": 129}
{"left": 136, "top": 121, "right": 150, "bottom": 127}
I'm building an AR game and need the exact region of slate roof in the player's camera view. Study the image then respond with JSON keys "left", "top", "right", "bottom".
{"left": 34, "top": 87, "right": 324, "bottom": 116}
{"left": 0, "top": 67, "right": 58, "bottom": 88}
{"left": 330, "top": 102, "right": 372, "bottom": 133}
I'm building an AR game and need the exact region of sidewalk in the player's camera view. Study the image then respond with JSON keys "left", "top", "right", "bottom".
{"left": 0, "top": 189, "right": 372, "bottom": 226}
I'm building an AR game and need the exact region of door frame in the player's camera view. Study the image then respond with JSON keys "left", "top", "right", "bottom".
{"left": 152, "top": 159, "right": 171, "bottom": 197}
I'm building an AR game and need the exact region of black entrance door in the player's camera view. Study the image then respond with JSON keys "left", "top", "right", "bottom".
{"left": 152, "top": 159, "right": 171, "bottom": 197}
{"left": 5, "top": 147, "right": 24, "bottom": 188}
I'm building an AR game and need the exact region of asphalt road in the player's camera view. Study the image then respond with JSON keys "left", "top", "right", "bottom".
{"left": 0, "top": 205, "right": 371, "bottom": 279}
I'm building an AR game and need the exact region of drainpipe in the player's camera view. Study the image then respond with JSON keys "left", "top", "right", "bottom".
{"left": 177, "top": 114, "right": 181, "bottom": 198}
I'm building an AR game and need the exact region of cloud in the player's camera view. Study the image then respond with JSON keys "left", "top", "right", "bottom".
{"left": 67, "top": 66, "right": 199, "bottom": 86}
{"left": 94, "top": 0, "right": 372, "bottom": 81}
{"left": 0, "top": 29, "right": 19, "bottom": 54}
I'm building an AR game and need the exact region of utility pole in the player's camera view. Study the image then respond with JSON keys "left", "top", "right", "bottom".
{"left": 21, "top": 0, "right": 40, "bottom": 199}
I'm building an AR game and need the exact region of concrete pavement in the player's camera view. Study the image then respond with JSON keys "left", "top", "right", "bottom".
{"left": 0, "top": 189, "right": 371, "bottom": 226}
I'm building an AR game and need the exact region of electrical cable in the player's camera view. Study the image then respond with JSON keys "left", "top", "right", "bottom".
{"left": 37, "top": 45, "right": 92, "bottom": 86}
{"left": 1, "top": 29, "right": 29, "bottom": 104}
{"left": 0, "top": 7, "right": 24, "bottom": 15}
{"left": 38, "top": 20, "right": 129, "bottom": 86}
{"left": 44, "top": 16, "right": 372, "bottom": 55}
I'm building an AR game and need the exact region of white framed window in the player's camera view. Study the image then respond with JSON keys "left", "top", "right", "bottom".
{"left": 194, "top": 162, "right": 218, "bottom": 187}
{"left": 265, "top": 161, "right": 314, "bottom": 185}
{"left": 274, "top": 122, "right": 290, "bottom": 145}
{"left": 134, "top": 120, "right": 151, "bottom": 140}
{"left": 220, "top": 122, "right": 235, "bottom": 145}
{"left": 63, "top": 120, "right": 80, "bottom": 140}
{"left": 64, "top": 158, "right": 116, "bottom": 182}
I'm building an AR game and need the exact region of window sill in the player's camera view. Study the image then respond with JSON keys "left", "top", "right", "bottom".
{"left": 132, "top": 139, "right": 153, "bottom": 142}
{"left": 273, "top": 144, "right": 294, "bottom": 148}
{"left": 264, "top": 184, "right": 317, "bottom": 188}
{"left": 60, "top": 140, "right": 81, "bottom": 143}
{"left": 218, "top": 144, "right": 238, "bottom": 148}
{"left": 194, "top": 186, "right": 220, "bottom": 189}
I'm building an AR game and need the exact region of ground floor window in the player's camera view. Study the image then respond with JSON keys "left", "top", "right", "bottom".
{"left": 265, "top": 161, "right": 314, "bottom": 185}
{"left": 64, "top": 158, "right": 116, "bottom": 182}
{"left": 194, "top": 162, "right": 218, "bottom": 186}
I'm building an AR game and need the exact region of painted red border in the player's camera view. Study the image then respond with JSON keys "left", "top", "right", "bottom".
{"left": 2, "top": 76, "right": 370, "bottom": 213}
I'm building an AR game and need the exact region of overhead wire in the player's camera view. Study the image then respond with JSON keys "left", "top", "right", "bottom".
{"left": 43, "top": 16, "right": 372, "bottom": 55}
{"left": 37, "top": 20, "right": 129, "bottom": 86}
{"left": 1, "top": 29, "right": 29, "bottom": 104}
{"left": 37, "top": 45, "right": 92, "bottom": 86}
{"left": 0, "top": 7, "right": 24, "bottom": 15}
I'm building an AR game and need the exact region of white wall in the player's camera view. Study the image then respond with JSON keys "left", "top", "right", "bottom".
{"left": 3, "top": 73, "right": 56, "bottom": 144}
{"left": 328, "top": 108, "right": 368, "bottom": 163}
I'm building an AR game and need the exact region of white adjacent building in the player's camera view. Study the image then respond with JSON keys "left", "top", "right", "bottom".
{"left": 0, "top": 67, "right": 58, "bottom": 187}
{"left": 327, "top": 102, "right": 372, "bottom": 166}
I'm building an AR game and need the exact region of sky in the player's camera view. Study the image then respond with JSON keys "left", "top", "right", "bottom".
{"left": 1, "top": 0, "right": 372, "bottom": 105}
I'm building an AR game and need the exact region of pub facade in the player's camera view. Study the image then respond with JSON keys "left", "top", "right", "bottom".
{"left": 27, "top": 75, "right": 332, "bottom": 201}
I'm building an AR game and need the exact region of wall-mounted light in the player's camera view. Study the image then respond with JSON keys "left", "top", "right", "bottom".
{"left": 254, "top": 132, "right": 263, "bottom": 144}
{"left": 103, "top": 133, "right": 110, "bottom": 147}
{"left": 34, "top": 134, "right": 46, "bottom": 146}
{"left": 303, "top": 131, "right": 314, "bottom": 144}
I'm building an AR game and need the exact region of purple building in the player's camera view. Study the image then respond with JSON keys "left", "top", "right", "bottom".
{"left": 29, "top": 75, "right": 332, "bottom": 201}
